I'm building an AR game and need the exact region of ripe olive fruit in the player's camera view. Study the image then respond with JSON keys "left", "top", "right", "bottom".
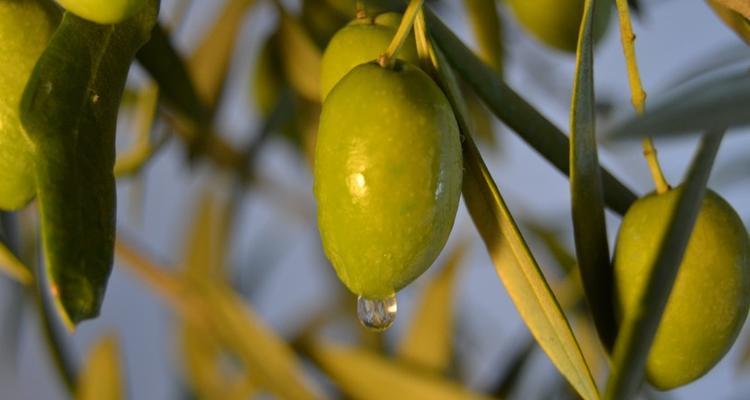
{"left": 314, "top": 61, "right": 462, "bottom": 299}
{"left": 508, "top": 0, "right": 613, "bottom": 53}
{"left": 614, "top": 187, "right": 750, "bottom": 390}
{"left": 55, "top": 0, "right": 145, "bottom": 24}
{"left": 319, "top": 12, "right": 419, "bottom": 101}
{"left": 0, "top": 0, "right": 58, "bottom": 211}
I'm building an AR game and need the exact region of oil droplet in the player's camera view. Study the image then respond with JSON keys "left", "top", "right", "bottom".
{"left": 357, "top": 294, "right": 397, "bottom": 331}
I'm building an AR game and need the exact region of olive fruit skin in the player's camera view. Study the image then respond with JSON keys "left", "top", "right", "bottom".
{"left": 614, "top": 187, "right": 750, "bottom": 390}
{"left": 55, "top": 0, "right": 145, "bottom": 24}
{"left": 0, "top": 0, "right": 57, "bottom": 210}
{"left": 314, "top": 61, "right": 462, "bottom": 299}
{"left": 508, "top": 0, "right": 613, "bottom": 53}
{"left": 319, "top": 12, "right": 419, "bottom": 101}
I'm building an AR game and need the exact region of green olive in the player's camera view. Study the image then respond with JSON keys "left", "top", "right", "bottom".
{"left": 314, "top": 61, "right": 462, "bottom": 299}
{"left": 0, "top": 0, "right": 58, "bottom": 211}
{"left": 55, "top": 0, "right": 145, "bottom": 24}
{"left": 614, "top": 187, "right": 750, "bottom": 390}
{"left": 319, "top": 12, "right": 419, "bottom": 101}
{"left": 507, "top": 0, "right": 613, "bottom": 53}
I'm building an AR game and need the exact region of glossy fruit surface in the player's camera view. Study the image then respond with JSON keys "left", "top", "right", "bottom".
{"left": 508, "top": 0, "right": 613, "bottom": 52}
{"left": 314, "top": 61, "right": 462, "bottom": 299}
{"left": 0, "top": 0, "right": 57, "bottom": 210}
{"left": 614, "top": 187, "right": 750, "bottom": 390}
{"left": 55, "top": 0, "right": 144, "bottom": 24}
{"left": 319, "top": 12, "right": 419, "bottom": 101}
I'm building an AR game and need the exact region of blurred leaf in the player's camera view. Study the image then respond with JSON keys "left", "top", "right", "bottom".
{"left": 526, "top": 223, "right": 577, "bottom": 274}
{"left": 114, "top": 83, "right": 165, "bottom": 178}
{"left": 424, "top": 33, "right": 601, "bottom": 400}
{"left": 115, "top": 240, "right": 320, "bottom": 400}
{"left": 189, "top": 0, "right": 257, "bottom": 112}
{"left": 277, "top": 7, "right": 322, "bottom": 103}
{"left": 711, "top": 0, "right": 750, "bottom": 18}
{"left": 663, "top": 43, "right": 750, "bottom": 90}
{"left": 487, "top": 338, "right": 535, "bottom": 398}
{"left": 708, "top": 0, "right": 750, "bottom": 45}
{"left": 76, "top": 335, "right": 124, "bottom": 400}
{"left": 397, "top": 243, "right": 467, "bottom": 373}
{"left": 738, "top": 334, "right": 750, "bottom": 368}
{"left": 180, "top": 320, "right": 258, "bottom": 400}
{"left": 569, "top": 0, "right": 616, "bottom": 351}
{"left": 20, "top": 3, "right": 158, "bottom": 327}
{"left": 424, "top": 7, "right": 637, "bottom": 216}
{"left": 305, "top": 340, "right": 493, "bottom": 400}
{"left": 183, "top": 191, "right": 232, "bottom": 279}
{"left": 464, "top": 85, "right": 499, "bottom": 150}
{"left": 137, "top": 23, "right": 209, "bottom": 124}
{"left": 463, "top": 0, "right": 503, "bottom": 73}
{"left": 0, "top": 240, "right": 32, "bottom": 285}
{"left": 607, "top": 71, "right": 750, "bottom": 139}
{"left": 604, "top": 131, "right": 725, "bottom": 400}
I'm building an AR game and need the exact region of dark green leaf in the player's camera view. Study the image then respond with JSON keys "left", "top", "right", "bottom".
{"left": 569, "top": 0, "right": 616, "bottom": 350}
{"left": 424, "top": 7, "right": 637, "bottom": 216}
{"left": 607, "top": 71, "right": 750, "bottom": 139}
{"left": 136, "top": 23, "right": 210, "bottom": 125}
{"left": 604, "top": 131, "right": 725, "bottom": 400}
{"left": 20, "top": 2, "right": 159, "bottom": 327}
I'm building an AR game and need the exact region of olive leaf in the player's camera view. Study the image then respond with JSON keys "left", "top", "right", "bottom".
{"left": 569, "top": 0, "right": 616, "bottom": 350}
{"left": 20, "top": 2, "right": 159, "bottom": 327}
{"left": 136, "top": 23, "right": 209, "bottom": 123}
{"left": 0, "top": 240, "right": 32, "bottom": 285}
{"left": 76, "top": 335, "right": 124, "bottom": 400}
{"left": 303, "top": 340, "right": 494, "bottom": 400}
{"left": 463, "top": 0, "right": 504, "bottom": 73}
{"left": 396, "top": 243, "right": 467, "bottom": 373}
{"left": 423, "top": 33, "right": 601, "bottom": 400}
{"left": 604, "top": 131, "right": 725, "bottom": 400}
{"left": 424, "top": 8, "right": 636, "bottom": 217}
{"left": 115, "top": 240, "right": 319, "bottom": 400}
{"left": 663, "top": 43, "right": 750, "bottom": 90}
{"left": 277, "top": 7, "right": 322, "bottom": 103}
{"left": 606, "top": 71, "right": 750, "bottom": 139}
{"left": 710, "top": 0, "right": 750, "bottom": 18}
{"left": 188, "top": 0, "right": 257, "bottom": 113}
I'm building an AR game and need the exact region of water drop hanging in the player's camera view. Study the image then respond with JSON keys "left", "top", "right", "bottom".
{"left": 356, "top": 294, "right": 397, "bottom": 331}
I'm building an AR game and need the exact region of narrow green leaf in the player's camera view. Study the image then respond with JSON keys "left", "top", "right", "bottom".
{"left": 424, "top": 7, "right": 637, "bottom": 216}
{"left": 663, "top": 43, "right": 749, "bottom": 90}
{"left": 396, "top": 243, "right": 467, "bottom": 373}
{"left": 20, "top": 2, "right": 159, "bottom": 327}
{"left": 604, "top": 131, "right": 725, "bottom": 400}
{"left": 305, "top": 340, "right": 494, "bottom": 400}
{"left": 425, "top": 38, "right": 600, "bottom": 400}
{"left": 76, "top": 335, "right": 124, "bottom": 400}
{"left": 569, "top": 0, "right": 616, "bottom": 350}
{"left": 463, "top": 0, "right": 504, "bottom": 73}
{"left": 277, "top": 8, "right": 322, "bottom": 103}
{"left": 607, "top": 71, "right": 750, "bottom": 139}
{"left": 189, "top": 0, "right": 257, "bottom": 112}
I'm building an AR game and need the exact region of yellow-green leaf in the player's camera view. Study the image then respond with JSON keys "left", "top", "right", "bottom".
{"left": 76, "top": 335, "right": 124, "bottom": 400}
{"left": 423, "top": 35, "right": 600, "bottom": 400}
{"left": 463, "top": 0, "right": 503, "bottom": 73}
{"left": 397, "top": 243, "right": 467, "bottom": 373}
{"left": 189, "top": 0, "right": 257, "bottom": 112}
{"left": 570, "top": 0, "right": 616, "bottom": 350}
{"left": 0, "top": 240, "right": 32, "bottom": 285}
{"left": 277, "top": 8, "right": 322, "bottom": 103}
{"left": 306, "top": 340, "right": 494, "bottom": 400}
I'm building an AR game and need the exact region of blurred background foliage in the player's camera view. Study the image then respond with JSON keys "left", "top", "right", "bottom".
{"left": 1, "top": 0, "right": 749, "bottom": 399}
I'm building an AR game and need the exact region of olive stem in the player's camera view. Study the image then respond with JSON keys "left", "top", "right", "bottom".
{"left": 413, "top": 9, "right": 433, "bottom": 68}
{"left": 377, "top": 0, "right": 424, "bottom": 68}
{"left": 355, "top": 0, "right": 367, "bottom": 19}
{"left": 642, "top": 137, "right": 670, "bottom": 194}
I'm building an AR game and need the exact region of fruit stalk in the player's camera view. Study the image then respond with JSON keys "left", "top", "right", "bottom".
{"left": 378, "top": 0, "right": 424, "bottom": 68}
{"left": 642, "top": 137, "right": 670, "bottom": 194}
